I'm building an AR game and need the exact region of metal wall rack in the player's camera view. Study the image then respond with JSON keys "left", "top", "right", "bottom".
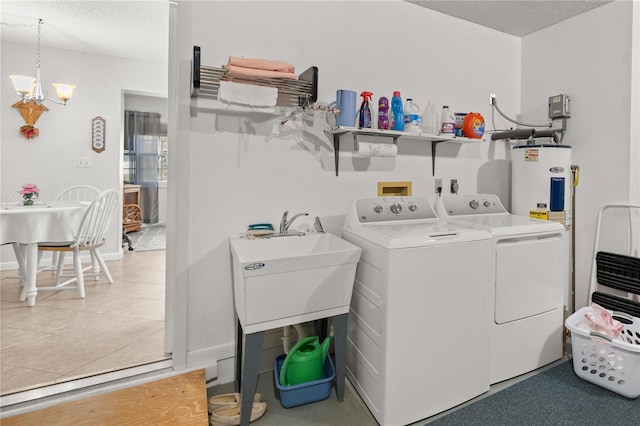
{"left": 325, "top": 126, "right": 485, "bottom": 176}
{"left": 191, "top": 46, "right": 318, "bottom": 108}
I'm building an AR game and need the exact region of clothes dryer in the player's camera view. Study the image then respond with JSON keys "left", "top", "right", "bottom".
{"left": 436, "top": 194, "right": 567, "bottom": 384}
{"left": 342, "top": 197, "right": 493, "bottom": 426}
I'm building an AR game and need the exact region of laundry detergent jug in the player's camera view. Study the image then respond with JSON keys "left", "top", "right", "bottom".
{"left": 279, "top": 335, "right": 331, "bottom": 386}
{"left": 462, "top": 112, "right": 485, "bottom": 138}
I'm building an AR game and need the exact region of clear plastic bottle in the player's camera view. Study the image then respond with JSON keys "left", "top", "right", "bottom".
{"left": 440, "top": 105, "right": 455, "bottom": 134}
{"left": 391, "top": 91, "right": 404, "bottom": 131}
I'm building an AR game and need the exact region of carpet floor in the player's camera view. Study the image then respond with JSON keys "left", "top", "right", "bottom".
{"left": 427, "top": 359, "right": 639, "bottom": 426}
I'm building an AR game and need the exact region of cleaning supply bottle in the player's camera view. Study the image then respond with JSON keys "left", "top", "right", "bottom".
{"left": 358, "top": 91, "right": 373, "bottom": 128}
{"left": 422, "top": 101, "right": 439, "bottom": 134}
{"left": 404, "top": 98, "right": 422, "bottom": 133}
{"left": 378, "top": 97, "right": 390, "bottom": 130}
{"left": 391, "top": 91, "right": 405, "bottom": 131}
{"left": 440, "top": 105, "right": 455, "bottom": 134}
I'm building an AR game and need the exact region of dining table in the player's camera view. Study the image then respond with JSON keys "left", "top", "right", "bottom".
{"left": 0, "top": 200, "right": 88, "bottom": 306}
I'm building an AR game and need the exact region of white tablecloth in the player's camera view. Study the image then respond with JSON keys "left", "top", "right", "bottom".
{"left": 0, "top": 201, "right": 88, "bottom": 305}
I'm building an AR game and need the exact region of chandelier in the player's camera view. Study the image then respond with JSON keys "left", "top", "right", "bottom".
{"left": 9, "top": 19, "right": 76, "bottom": 105}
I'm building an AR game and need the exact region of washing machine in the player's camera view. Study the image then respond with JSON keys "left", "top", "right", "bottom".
{"left": 435, "top": 194, "right": 567, "bottom": 384}
{"left": 342, "top": 197, "right": 493, "bottom": 426}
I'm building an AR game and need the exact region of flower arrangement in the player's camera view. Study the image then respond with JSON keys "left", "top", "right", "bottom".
{"left": 19, "top": 183, "right": 39, "bottom": 205}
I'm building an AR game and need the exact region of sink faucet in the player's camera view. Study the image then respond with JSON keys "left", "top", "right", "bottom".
{"left": 279, "top": 211, "right": 309, "bottom": 235}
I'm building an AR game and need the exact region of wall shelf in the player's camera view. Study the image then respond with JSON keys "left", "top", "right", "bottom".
{"left": 325, "top": 126, "right": 485, "bottom": 176}
{"left": 191, "top": 46, "right": 318, "bottom": 108}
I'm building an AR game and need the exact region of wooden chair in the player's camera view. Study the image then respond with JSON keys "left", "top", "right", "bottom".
{"left": 56, "top": 185, "right": 101, "bottom": 203}
{"left": 37, "top": 189, "right": 119, "bottom": 298}
{"left": 40, "top": 185, "right": 101, "bottom": 271}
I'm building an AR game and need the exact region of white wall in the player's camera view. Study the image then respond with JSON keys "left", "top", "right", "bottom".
{"left": 174, "top": 0, "right": 521, "bottom": 380}
{"left": 1, "top": 40, "right": 167, "bottom": 267}
{"left": 520, "top": 0, "right": 638, "bottom": 310}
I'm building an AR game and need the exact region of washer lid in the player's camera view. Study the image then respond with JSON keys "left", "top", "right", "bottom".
{"left": 346, "top": 220, "right": 491, "bottom": 249}
{"left": 454, "top": 213, "right": 565, "bottom": 236}
{"left": 435, "top": 193, "right": 565, "bottom": 235}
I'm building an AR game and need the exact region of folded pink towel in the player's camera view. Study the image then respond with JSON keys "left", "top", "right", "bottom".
{"left": 228, "top": 56, "right": 295, "bottom": 73}
{"left": 224, "top": 64, "right": 297, "bottom": 80}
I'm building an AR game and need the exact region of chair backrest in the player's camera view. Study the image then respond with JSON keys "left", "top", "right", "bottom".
{"left": 74, "top": 189, "right": 120, "bottom": 249}
{"left": 56, "top": 185, "right": 101, "bottom": 203}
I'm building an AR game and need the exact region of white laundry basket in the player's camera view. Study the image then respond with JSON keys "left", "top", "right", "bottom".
{"left": 566, "top": 306, "right": 640, "bottom": 399}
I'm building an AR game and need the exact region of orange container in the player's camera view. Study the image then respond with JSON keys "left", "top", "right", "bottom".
{"left": 462, "top": 112, "right": 485, "bottom": 139}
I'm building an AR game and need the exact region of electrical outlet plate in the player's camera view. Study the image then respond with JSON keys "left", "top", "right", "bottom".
{"left": 77, "top": 157, "right": 91, "bottom": 168}
{"left": 450, "top": 179, "right": 458, "bottom": 194}
{"left": 489, "top": 92, "right": 496, "bottom": 106}
{"left": 435, "top": 178, "right": 442, "bottom": 194}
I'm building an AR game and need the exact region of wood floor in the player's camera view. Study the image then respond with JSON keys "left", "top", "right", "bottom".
{"left": 2, "top": 369, "right": 208, "bottom": 425}
{"left": 0, "top": 250, "right": 167, "bottom": 396}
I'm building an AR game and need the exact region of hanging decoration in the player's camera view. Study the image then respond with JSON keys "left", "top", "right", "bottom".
{"left": 92, "top": 116, "right": 106, "bottom": 153}
{"left": 12, "top": 100, "right": 48, "bottom": 139}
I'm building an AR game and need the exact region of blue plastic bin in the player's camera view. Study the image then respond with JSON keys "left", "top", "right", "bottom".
{"left": 274, "top": 354, "right": 335, "bottom": 408}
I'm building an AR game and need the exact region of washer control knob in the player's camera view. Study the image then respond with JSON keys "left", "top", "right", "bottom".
{"left": 408, "top": 203, "right": 417, "bottom": 212}
{"left": 483, "top": 200, "right": 491, "bottom": 208}
{"left": 469, "top": 200, "right": 480, "bottom": 209}
{"left": 373, "top": 205, "right": 383, "bottom": 213}
{"left": 390, "top": 203, "right": 402, "bottom": 214}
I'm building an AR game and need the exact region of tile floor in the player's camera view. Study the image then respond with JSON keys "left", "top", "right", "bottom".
{"left": 0, "top": 250, "right": 167, "bottom": 396}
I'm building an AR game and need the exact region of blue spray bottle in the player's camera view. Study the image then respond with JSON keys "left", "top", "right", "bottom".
{"left": 359, "top": 91, "right": 373, "bottom": 128}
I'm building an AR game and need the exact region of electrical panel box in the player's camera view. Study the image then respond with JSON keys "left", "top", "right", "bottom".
{"left": 548, "top": 94, "right": 570, "bottom": 118}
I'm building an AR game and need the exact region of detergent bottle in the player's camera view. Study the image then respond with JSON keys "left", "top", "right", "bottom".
{"left": 462, "top": 112, "right": 485, "bottom": 138}
{"left": 358, "top": 91, "right": 373, "bottom": 128}
{"left": 378, "top": 97, "right": 390, "bottom": 130}
{"left": 404, "top": 98, "right": 422, "bottom": 133}
{"left": 391, "top": 91, "right": 405, "bottom": 131}
{"left": 440, "top": 105, "right": 455, "bottom": 134}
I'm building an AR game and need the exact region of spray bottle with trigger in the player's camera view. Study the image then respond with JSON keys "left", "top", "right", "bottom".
{"left": 359, "top": 91, "right": 373, "bottom": 128}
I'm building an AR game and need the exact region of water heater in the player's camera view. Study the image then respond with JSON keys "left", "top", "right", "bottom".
{"left": 511, "top": 145, "right": 572, "bottom": 229}
{"left": 512, "top": 144, "right": 573, "bottom": 311}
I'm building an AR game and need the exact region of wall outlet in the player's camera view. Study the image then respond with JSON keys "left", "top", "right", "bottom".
{"left": 450, "top": 179, "right": 459, "bottom": 194}
{"left": 77, "top": 157, "right": 92, "bottom": 168}
{"left": 435, "top": 178, "right": 443, "bottom": 194}
{"left": 489, "top": 92, "right": 496, "bottom": 106}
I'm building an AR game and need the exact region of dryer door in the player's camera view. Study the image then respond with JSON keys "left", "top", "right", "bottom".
{"left": 495, "top": 235, "right": 564, "bottom": 324}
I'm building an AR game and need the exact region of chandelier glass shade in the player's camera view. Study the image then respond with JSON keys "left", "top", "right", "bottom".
{"left": 9, "top": 19, "right": 75, "bottom": 105}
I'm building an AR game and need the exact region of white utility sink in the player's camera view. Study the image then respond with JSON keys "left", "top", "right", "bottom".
{"left": 229, "top": 233, "right": 362, "bottom": 333}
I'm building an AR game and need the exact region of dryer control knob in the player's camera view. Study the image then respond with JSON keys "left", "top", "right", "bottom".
{"left": 469, "top": 200, "right": 479, "bottom": 209}
{"left": 408, "top": 203, "right": 417, "bottom": 212}
{"left": 483, "top": 200, "right": 491, "bottom": 208}
{"left": 374, "top": 205, "right": 383, "bottom": 213}
{"left": 390, "top": 203, "right": 402, "bottom": 214}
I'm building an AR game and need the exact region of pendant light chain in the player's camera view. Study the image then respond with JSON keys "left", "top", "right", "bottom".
{"left": 36, "top": 19, "right": 43, "bottom": 69}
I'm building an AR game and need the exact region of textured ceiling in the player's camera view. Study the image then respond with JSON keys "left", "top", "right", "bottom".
{"left": 0, "top": 0, "right": 169, "bottom": 63}
{"left": 407, "top": 0, "right": 614, "bottom": 37}
{"left": 0, "top": 0, "right": 615, "bottom": 64}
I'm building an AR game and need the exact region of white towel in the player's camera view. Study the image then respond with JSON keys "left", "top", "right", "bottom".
{"left": 218, "top": 81, "right": 278, "bottom": 107}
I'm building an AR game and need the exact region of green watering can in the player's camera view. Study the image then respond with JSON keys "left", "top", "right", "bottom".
{"left": 279, "top": 335, "right": 331, "bottom": 386}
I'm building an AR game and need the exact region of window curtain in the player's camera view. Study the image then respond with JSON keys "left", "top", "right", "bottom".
{"left": 124, "top": 110, "right": 161, "bottom": 224}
